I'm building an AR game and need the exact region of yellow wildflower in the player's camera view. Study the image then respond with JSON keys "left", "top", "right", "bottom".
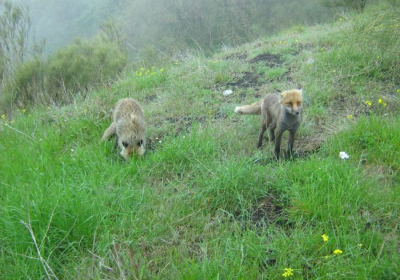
{"left": 22, "top": 109, "right": 26, "bottom": 113}
{"left": 397, "top": 89, "right": 400, "bottom": 93}
{"left": 333, "top": 249, "right": 343, "bottom": 255}
{"left": 282, "top": 268, "right": 294, "bottom": 277}
{"left": 321, "top": 234, "right": 329, "bottom": 242}
{"left": 365, "top": 100, "right": 372, "bottom": 106}
{"left": 383, "top": 102, "right": 387, "bottom": 107}
{"left": 1, "top": 114, "right": 5, "bottom": 120}
{"left": 348, "top": 115, "right": 353, "bottom": 119}
{"left": 358, "top": 244, "right": 363, "bottom": 248}
{"left": 378, "top": 99, "right": 383, "bottom": 103}
{"left": 160, "top": 69, "right": 164, "bottom": 72}
{"left": 140, "top": 67, "right": 145, "bottom": 71}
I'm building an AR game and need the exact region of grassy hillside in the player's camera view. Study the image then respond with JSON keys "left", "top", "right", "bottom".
{"left": 1, "top": 4, "right": 399, "bottom": 279}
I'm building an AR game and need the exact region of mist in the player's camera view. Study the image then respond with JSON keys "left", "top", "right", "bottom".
{"left": 11, "top": 0, "right": 336, "bottom": 58}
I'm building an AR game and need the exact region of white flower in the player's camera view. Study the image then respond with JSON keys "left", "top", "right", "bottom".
{"left": 223, "top": 89, "right": 233, "bottom": 96}
{"left": 339, "top": 151, "right": 350, "bottom": 160}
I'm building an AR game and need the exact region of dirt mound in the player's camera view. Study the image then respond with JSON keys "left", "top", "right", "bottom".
{"left": 249, "top": 53, "right": 283, "bottom": 67}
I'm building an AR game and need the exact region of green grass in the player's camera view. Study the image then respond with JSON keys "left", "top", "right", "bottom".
{"left": 1, "top": 3, "right": 399, "bottom": 279}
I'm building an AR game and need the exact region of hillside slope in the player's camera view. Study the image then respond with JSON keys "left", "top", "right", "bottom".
{"left": 0, "top": 5, "right": 399, "bottom": 279}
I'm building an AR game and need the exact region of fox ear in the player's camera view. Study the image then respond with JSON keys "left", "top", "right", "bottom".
{"left": 296, "top": 84, "right": 303, "bottom": 96}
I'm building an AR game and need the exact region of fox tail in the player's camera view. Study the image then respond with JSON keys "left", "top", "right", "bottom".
{"left": 234, "top": 100, "right": 262, "bottom": 115}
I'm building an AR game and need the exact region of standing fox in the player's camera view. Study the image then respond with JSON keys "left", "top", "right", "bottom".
{"left": 102, "top": 98, "right": 146, "bottom": 160}
{"left": 234, "top": 85, "right": 303, "bottom": 159}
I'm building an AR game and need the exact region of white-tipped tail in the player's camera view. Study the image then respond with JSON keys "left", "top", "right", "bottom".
{"left": 234, "top": 100, "right": 262, "bottom": 115}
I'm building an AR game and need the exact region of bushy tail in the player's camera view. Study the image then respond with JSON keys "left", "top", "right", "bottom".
{"left": 234, "top": 100, "right": 262, "bottom": 115}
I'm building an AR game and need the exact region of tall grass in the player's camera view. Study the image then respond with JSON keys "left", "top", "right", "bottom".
{"left": 0, "top": 4, "right": 399, "bottom": 279}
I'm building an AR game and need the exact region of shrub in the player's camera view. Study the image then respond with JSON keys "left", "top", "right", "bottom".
{"left": 1, "top": 37, "right": 127, "bottom": 109}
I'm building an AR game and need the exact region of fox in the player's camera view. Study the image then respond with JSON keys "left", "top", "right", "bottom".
{"left": 102, "top": 98, "right": 146, "bottom": 160}
{"left": 234, "top": 85, "right": 303, "bottom": 159}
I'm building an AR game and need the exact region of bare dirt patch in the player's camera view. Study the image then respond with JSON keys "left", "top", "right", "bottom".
{"left": 250, "top": 194, "right": 285, "bottom": 227}
{"left": 226, "top": 71, "right": 263, "bottom": 88}
{"left": 249, "top": 53, "right": 283, "bottom": 67}
{"left": 223, "top": 52, "right": 288, "bottom": 90}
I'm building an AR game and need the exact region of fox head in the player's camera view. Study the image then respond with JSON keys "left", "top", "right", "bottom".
{"left": 279, "top": 85, "right": 303, "bottom": 116}
{"left": 117, "top": 113, "right": 146, "bottom": 160}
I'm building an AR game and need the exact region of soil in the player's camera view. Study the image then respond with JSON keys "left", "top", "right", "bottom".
{"left": 250, "top": 195, "right": 284, "bottom": 226}
{"left": 226, "top": 71, "right": 263, "bottom": 88}
{"left": 249, "top": 53, "right": 283, "bottom": 67}
{"left": 223, "top": 52, "right": 286, "bottom": 90}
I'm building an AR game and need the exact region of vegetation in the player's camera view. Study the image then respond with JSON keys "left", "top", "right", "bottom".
{"left": 14, "top": 0, "right": 337, "bottom": 57}
{"left": 0, "top": 2, "right": 399, "bottom": 280}
{"left": 0, "top": 1, "right": 127, "bottom": 111}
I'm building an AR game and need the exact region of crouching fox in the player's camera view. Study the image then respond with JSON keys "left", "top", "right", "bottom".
{"left": 234, "top": 85, "right": 303, "bottom": 159}
{"left": 102, "top": 98, "right": 146, "bottom": 160}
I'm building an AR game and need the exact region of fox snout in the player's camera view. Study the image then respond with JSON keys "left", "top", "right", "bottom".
{"left": 293, "top": 109, "right": 301, "bottom": 115}
{"left": 285, "top": 106, "right": 301, "bottom": 116}
{"left": 120, "top": 145, "right": 145, "bottom": 160}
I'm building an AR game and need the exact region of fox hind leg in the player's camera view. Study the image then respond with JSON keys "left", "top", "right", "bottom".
{"left": 257, "top": 122, "right": 267, "bottom": 148}
{"left": 268, "top": 121, "right": 276, "bottom": 142}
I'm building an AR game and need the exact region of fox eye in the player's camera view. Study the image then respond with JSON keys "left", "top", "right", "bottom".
{"left": 122, "top": 142, "right": 129, "bottom": 148}
{"left": 297, "top": 102, "right": 302, "bottom": 106}
{"left": 137, "top": 140, "right": 143, "bottom": 147}
{"left": 286, "top": 103, "right": 293, "bottom": 107}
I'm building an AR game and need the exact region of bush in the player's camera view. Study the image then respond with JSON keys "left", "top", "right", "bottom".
{"left": 47, "top": 38, "right": 127, "bottom": 94}
{"left": 1, "top": 37, "right": 127, "bottom": 109}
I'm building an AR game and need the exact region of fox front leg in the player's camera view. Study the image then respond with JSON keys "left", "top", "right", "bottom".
{"left": 287, "top": 131, "right": 296, "bottom": 158}
{"left": 102, "top": 122, "right": 116, "bottom": 141}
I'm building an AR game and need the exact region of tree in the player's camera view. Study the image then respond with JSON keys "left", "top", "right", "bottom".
{"left": 0, "top": 1, "right": 31, "bottom": 78}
